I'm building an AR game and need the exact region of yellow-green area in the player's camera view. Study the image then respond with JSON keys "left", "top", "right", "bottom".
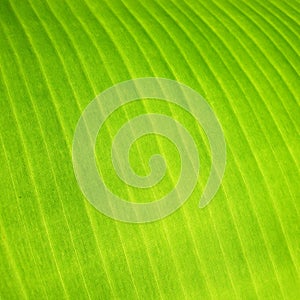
{"left": 0, "top": 0, "right": 299, "bottom": 299}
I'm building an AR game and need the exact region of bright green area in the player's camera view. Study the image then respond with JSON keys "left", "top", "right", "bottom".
{"left": 0, "top": 0, "right": 299, "bottom": 299}
{"left": 96, "top": 99, "right": 210, "bottom": 203}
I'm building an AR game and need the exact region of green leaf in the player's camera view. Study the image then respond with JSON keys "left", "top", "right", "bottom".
{"left": 0, "top": 0, "right": 299, "bottom": 298}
